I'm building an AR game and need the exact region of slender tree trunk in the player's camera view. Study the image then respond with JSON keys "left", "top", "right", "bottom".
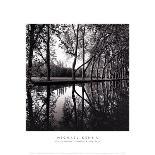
{"left": 27, "top": 24, "right": 35, "bottom": 82}
{"left": 27, "top": 86, "right": 34, "bottom": 130}
{"left": 47, "top": 25, "right": 50, "bottom": 81}
{"left": 82, "top": 26, "right": 85, "bottom": 80}
{"left": 91, "top": 56, "right": 100, "bottom": 80}
{"left": 97, "top": 57, "right": 101, "bottom": 79}
{"left": 46, "top": 85, "right": 50, "bottom": 130}
{"left": 72, "top": 24, "right": 79, "bottom": 80}
{"left": 72, "top": 84, "right": 77, "bottom": 130}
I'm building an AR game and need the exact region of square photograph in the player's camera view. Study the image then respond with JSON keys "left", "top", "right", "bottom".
{"left": 26, "top": 24, "right": 129, "bottom": 131}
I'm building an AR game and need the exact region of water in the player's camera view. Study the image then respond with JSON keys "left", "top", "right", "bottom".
{"left": 26, "top": 80, "right": 129, "bottom": 131}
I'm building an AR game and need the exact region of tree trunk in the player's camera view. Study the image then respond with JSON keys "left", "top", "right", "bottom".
{"left": 82, "top": 26, "right": 85, "bottom": 80}
{"left": 47, "top": 25, "right": 50, "bottom": 81}
{"left": 91, "top": 57, "right": 95, "bottom": 80}
{"left": 27, "top": 24, "right": 35, "bottom": 82}
{"left": 72, "top": 24, "right": 79, "bottom": 80}
{"left": 97, "top": 57, "right": 101, "bottom": 79}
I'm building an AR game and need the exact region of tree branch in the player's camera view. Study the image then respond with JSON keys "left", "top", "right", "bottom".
{"left": 72, "top": 24, "right": 76, "bottom": 38}
{"left": 36, "top": 48, "right": 47, "bottom": 63}
{"left": 35, "top": 24, "right": 45, "bottom": 42}
{"left": 101, "top": 49, "right": 125, "bottom": 79}
{"left": 75, "top": 34, "right": 109, "bottom": 73}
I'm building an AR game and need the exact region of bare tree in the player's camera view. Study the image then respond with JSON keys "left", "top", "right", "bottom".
{"left": 72, "top": 24, "right": 79, "bottom": 80}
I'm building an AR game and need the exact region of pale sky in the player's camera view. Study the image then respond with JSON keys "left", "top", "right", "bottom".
{"left": 55, "top": 48, "right": 85, "bottom": 69}
{"left": 53, "top": 36, "right": 86, "bottom": 69}
{"left": 34, "top": 35, "right": 89, "bottom": 69}
{"left": 55, "top": 48, "right": 73, "bottom": 68}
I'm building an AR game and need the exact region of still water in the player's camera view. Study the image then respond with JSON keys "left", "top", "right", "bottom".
{"left": 26, "top": 81, "right": 129, "bottom": 131}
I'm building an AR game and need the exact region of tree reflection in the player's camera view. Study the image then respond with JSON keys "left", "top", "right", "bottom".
{"left": 72, "top": 84, "right": 78, "bottom": 130}
{"left": 26, "top": 80, "right": 129, "bottom": 131}
{"left": 26, "top": 85, "right": 34, "bottom": 130}
{"left": 84, "top": 80, "right": 129, "bottom": 130}
{"left": 59, "top": 97, "right": 74, "bottom": 130}
{"left": 81, "top": 83, "right": 85, "bottom": 130}
{"left": 26, "top": 85, "right": 58, "bottom": 131}
{"left": 46, "top": 85, "right": 50, "bottom": 130}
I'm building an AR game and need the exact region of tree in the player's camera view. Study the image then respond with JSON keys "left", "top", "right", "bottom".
{"left": 46, "top": 24, "right": 50, "bottom": 80}
{"left": 82, "top": 26, "right": 85, "bottom": 79}
{"left": 84, "top": 24, "right": 129, "bottom": 80}
{"left": 26, "top": 24, "right": 35, "bottom": 82}
{"left": 26, "top": 24, "right": 46, "bottom": 81}
{"left": 72, "top": 24, "right": 79, "bottom": 80}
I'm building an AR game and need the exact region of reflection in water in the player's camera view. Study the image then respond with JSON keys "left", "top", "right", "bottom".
{"left": 26, "top": 81, "right": 129, "bottom": 131}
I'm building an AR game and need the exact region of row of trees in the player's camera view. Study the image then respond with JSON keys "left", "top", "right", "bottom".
{"left": 28, "top": 61, "right": 82, "bottom": 77}
{"left": 26, "top": 24, "right": 129, "bottom": 82}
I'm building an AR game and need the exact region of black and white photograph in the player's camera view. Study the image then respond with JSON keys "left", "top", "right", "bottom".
{"left": 26, "top": 24, "right": 129, "bottom": 131}
{"left": 2, "top": 0, "right": 155, "bottom": 154}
